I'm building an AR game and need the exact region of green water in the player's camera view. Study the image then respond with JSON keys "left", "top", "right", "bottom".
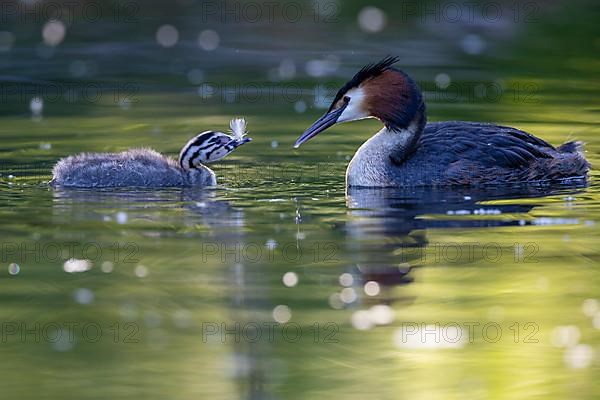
{"left": 1, "top": 1, "right": 599, "bottom": 399}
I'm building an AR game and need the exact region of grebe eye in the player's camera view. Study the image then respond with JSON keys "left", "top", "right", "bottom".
{"left": 343, "top": 96, "right": 351, "bottom": 103}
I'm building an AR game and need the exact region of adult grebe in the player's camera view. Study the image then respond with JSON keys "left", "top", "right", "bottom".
{"left": 51, "top": 118, "right": 251, "bottom": 188}
{"left": 294, "top": 57, "right": 589, "bottom": 187}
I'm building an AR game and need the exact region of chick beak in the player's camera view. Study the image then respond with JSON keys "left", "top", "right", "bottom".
{"left": 232, "top": 137, "right": 252, "bottom": 148}
{"left": 293, "top": 106, "right": 345, "bottom": 148}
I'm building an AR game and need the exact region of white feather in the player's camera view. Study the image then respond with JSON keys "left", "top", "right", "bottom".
{"left": 229, "top": 118, "right": 248, "bottom": 140}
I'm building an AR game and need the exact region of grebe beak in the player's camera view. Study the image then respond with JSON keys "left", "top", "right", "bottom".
{"left": 232, "top": 137, "right": 252, "bottom": 148}
{"left": 294, "top": 106, "right": 345, "bottom": 148}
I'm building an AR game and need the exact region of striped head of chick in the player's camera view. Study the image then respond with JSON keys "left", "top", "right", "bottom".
{"left": 179, "top": 118, "right": 252, "bottom": 170}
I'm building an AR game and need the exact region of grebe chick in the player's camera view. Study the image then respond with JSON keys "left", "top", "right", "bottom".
{"left": 294, "top": 57, "right": 590, "bottom": 187}
{"left": 51, "top": 118, "right": 251, "bottom": 188}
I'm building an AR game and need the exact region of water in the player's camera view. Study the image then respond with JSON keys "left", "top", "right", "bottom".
{"left": 1, "top": 1, "right": 599, "bottom": 399}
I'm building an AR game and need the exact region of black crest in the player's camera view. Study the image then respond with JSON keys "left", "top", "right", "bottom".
{"left": 329, "top": 56, "right": 399, "bottom": 112}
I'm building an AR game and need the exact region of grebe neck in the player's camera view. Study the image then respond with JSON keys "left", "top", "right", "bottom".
{"left": 367, "top": 69, "right": 427, "bottom": 162}
{"left": 345, "top": 102, "right": 426, "bottom": 187}
{"left": 382, "top": 101, "right": 426, "bottom": 164}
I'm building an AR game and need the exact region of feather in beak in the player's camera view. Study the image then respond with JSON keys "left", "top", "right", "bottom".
{"left": 229, "top": 118, "right": 252, "bottom": 145}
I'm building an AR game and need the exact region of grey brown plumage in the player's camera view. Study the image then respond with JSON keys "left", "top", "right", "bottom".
{"left": 51, "top": 149, "right": 215, "bottom": 188}
{"left": 51, "top": 118, "right": 251, "bottom": 188}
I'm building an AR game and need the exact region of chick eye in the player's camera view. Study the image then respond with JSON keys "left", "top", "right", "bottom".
{"left": 343, "top": 96, "right": 351, "bottom": 103}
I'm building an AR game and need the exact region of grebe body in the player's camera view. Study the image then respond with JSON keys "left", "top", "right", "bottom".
{"left": 51, "top": 118, "right": 251, "bottom": 188}
{"left": 295, "top": 57, "right": 589, "bottom": 187}
{"left": 345, "top": 121, "right": 588, "bottom": 187}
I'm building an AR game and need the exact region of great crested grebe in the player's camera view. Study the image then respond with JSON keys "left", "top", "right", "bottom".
{"left": 51, "top": 118, "right": 251, "bottom": 188}
{"left": 294, "top": 57, "right": 589, "bottom": 187}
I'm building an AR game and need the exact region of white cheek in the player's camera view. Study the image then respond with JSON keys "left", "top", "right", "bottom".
{"left": 338, "top": 102, "right": 369, "bottom": 123}
{"left": 337, "top": 88, "right": 369, "bottom": 123}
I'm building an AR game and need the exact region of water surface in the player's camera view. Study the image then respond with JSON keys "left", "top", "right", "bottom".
{"left": 1, "top": 2, "right": 599, "bottom": 399}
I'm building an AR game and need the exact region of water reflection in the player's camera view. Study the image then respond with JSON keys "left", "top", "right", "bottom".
{"left": 344, "top": 183, "right": 587, "bottom": 305}
{"left": 346, "top": 183, "right": 588, "bottom": 232}
{"left": 53, "top": 186, "right": 274, "bottom": 398}
{"left": 228, "top": 262, "right": 274, "bottom": 399}
{"left": 51, "top": 187, "right": 245, "bottom": 232}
